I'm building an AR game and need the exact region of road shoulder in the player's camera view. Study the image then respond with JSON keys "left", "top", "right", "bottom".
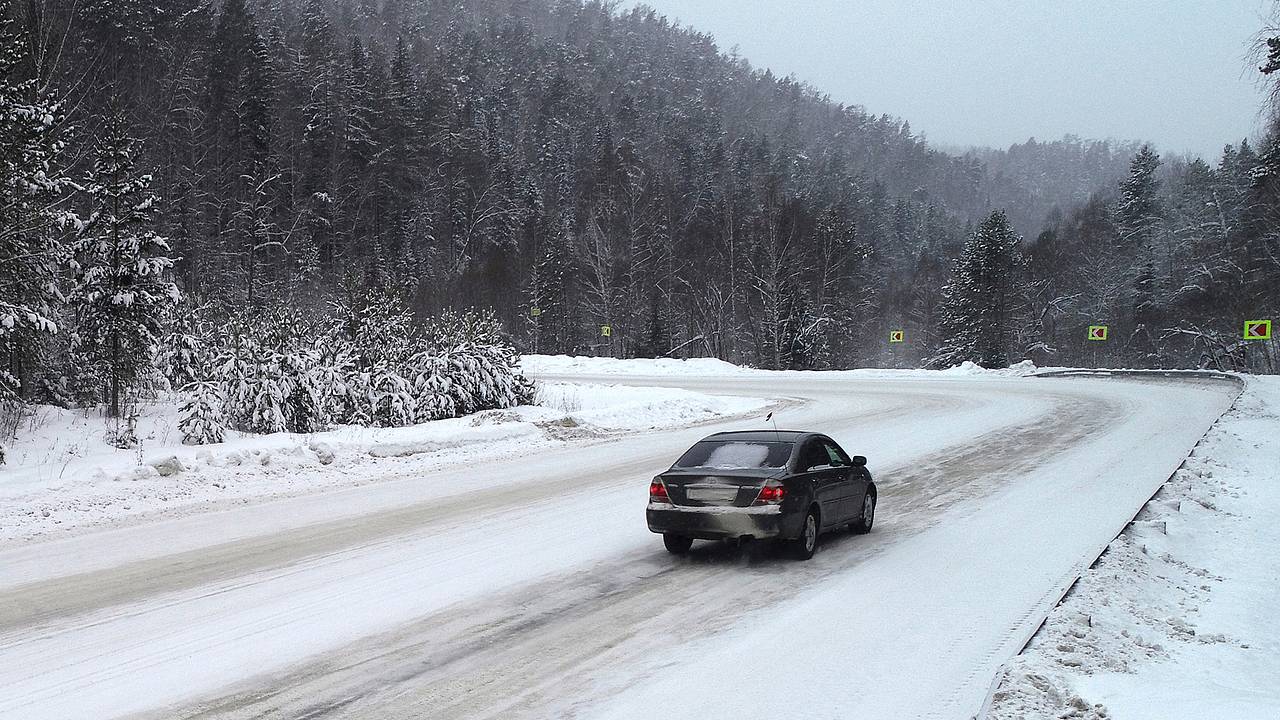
{"left": 986, "top": 376, "right": 1280, "bottom": 719}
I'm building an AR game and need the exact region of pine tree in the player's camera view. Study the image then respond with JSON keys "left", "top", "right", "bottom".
{"left": 1117, "top": 145, "right": 1163, "bottom": 251}
{"left": 70, "top": 110, "right": 181, "bottom": 418}
{"left": 178, "top": 380, "right": 226, "bottom": 444}
{"left": 369, "top": 364, "right": 415, "bottom": 426}
{"left": 207, "top": 0, "right": 276, "bottom": 304}
{"left": 0, "top": 8, "right": 74, "bottom": 403}
{"left": 531, "top": 217, "right": 572, "bottom": 353}
{"left": 931, "top": 211, "right": 1023, "bottom": 368}
{"left": 1115, "top": 146, "right": 1166, "bottom": 363}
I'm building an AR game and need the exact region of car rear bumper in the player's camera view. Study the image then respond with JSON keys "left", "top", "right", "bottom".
{"left": 646, "top": 503, "right": 801, "bottom": 540}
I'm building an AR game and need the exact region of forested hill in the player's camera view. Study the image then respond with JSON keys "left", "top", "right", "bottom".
{"left": 4, "top": 0, "right": 1136, "bottom": 369}
{"left": 3, "top": 0, "right": 1275, "bottom": 391}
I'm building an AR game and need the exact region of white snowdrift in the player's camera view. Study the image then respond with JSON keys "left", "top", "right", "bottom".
{"left": 0, "top": 383, "right": 766, "bottom": 544}
{"left": 986, "top": 376, "right": 1280, "bottom": 720}
{"left": 522, "top": 354, "right": 750, "bottom": 376}
{"left": 524, "top": 353, "right": 1043, "bottom": 379}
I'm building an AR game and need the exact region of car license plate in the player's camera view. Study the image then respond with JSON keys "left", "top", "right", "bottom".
{"left": 685, "top": 487, "right": 739, "bottom": 503}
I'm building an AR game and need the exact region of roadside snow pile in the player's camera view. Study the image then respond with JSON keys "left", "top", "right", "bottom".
{"left": 940, "top": 359, "right": 1039, "bottom": 377}
{"left": 522, "top": 354, "right": 749, "bottom": 376}
{"left": 535, "top": 382, "right": 762, "bottom": 430}
{"left": 985, "top": 376, "right": 1279, "bottom": 720}
{"left": 0, "top": 383, "right": 767, "bottom": 544}
{"left": 524, "top": 354, "right": 1045, "bottom": 380}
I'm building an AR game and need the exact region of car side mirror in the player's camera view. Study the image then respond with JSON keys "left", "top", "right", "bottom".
{"left": 851, "top": 455, "right": 867, "bottom": 467}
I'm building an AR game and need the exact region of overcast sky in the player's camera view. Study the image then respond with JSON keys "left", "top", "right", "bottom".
{"left": 622, "top": 0, "right": 1270, "bottom": 160}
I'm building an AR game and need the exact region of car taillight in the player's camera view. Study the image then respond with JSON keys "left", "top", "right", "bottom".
{"left": 755, "top": 482, "right": 786, "bottom": 505}
{"left": 649, "top": 479, "right": 671, "bottom": 503}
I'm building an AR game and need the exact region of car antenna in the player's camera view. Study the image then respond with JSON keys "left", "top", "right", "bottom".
{"left": 766, "top": 411, "right": 780, "bottom": 443}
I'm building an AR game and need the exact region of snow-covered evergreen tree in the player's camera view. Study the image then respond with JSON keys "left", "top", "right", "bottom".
{"left": 178, "top": 380, "right": 226, "bottom": 444}
{"left": 368, "top": 364, "right": 415, "bottom": 427}
{"left": 1116, "top": 146, "right": 1163, "bottom": 252}
{"left": 930, "top": 211, "right": 1024, "bottom": 369}
{"left": 69, "top": 110, "right": 180, "bottom": 417}
{"left": 409, "top": 355, "right": 458, "bottom": 421}
{"left": 157, "top": 314, "right": 206, "bottom": 391}
{"left": 1115, "top": 146, "right": 1167, "bottom": 364}
{"left": 245, "top": 349, "right": 290, "bottom": 435}
{"left": 0, "top": 9, "right": 75, "bottom": 404}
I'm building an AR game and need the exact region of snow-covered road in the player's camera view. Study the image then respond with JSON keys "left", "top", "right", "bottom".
{"left": 0, "top": 369, "right": 1238, "bottom": 719}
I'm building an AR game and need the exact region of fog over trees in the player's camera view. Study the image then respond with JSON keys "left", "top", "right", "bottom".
{"left": 2, "top": 0, "right": 1278, "bottom": 450}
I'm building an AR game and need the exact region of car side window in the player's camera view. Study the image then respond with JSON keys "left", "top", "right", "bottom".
{"left": 799, "top": 441, "right": 831, "bottom": 472}
{"left": 822, "top": 441, "right": 850, "bottom": 467}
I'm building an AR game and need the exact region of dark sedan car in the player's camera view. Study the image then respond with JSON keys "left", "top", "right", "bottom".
{"left": 646, "top": 430, "right": 876, "bottom": 560}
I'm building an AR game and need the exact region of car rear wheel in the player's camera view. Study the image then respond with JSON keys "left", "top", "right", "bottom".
{"left": 850, "top": 492, "right": 875, "bottom": 534}
{"left": 788, "top": 507, "right": 819, "bottom": 560}
{"left": 663, "top": 533, "right": 694, "bottom": 554}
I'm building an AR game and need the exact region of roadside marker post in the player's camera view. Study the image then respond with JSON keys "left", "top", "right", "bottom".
{"left": 889, "top": 330, "right": 905, "bottom": 343}
{"left": 1087, "top": 325, "right": 1108, "bottom": 341}
{"left": 1243, "top": 320, "right": 1272, "bottom": 341}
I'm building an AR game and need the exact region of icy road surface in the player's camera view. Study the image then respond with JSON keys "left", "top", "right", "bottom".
{"left": 0, "top": 370, "right": 1237, "bottom": 719}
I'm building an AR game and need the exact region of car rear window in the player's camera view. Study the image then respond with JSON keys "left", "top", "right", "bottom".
{"left": 674, "top": 440, "right": 793, "bottom": 470}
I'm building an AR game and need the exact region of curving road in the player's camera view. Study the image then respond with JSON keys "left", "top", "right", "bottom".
{"left": 0, "top": 371, "right": 1237, "bottom": 720}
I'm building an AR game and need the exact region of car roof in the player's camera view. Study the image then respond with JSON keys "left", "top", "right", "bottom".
{"left": 703, "top": 430, "right": 813, "bottom": 443}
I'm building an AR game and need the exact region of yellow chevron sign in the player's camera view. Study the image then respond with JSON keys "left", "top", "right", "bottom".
{"left": 889, "top": 330, "right": 904, "bottom": 343}
{"left": 1087, "top": 325, "right": 1108, "bottom": 341}
{"left": 1243, "top": 320, "right": 1271, "bottom": 341}
{"left": 601, "top": 325, "right": 612, "bottom": 337}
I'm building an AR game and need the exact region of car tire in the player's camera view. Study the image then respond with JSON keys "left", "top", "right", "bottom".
{"left": 789, "top": 507, "right": 820, "bottom": 560}
{"left": 663, "top": 533, "right": 693, "bottom": 555}
{"left": 850, "top": 492, "right": 875, "bottom": 534}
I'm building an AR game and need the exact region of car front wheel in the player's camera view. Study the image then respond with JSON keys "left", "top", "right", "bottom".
{"left": 788, "top": 508, "right": 819, "bottom": 560}
{"left": 850, "top": 492, "right": 875, "bottom": 534}
{"left": 663, "top": 533, "right": 693, "bottom": 554}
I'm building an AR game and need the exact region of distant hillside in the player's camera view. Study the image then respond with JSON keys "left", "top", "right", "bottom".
{"left": 3, "top": 0, "right": 1271, "bottom": 378}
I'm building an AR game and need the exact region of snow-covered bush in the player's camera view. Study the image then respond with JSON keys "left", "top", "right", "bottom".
{"left": 423, "top": 307, "right": 507, "bottom": 348}
{"left": 368, "top": 364, "right": 416, "bottom": 427}
{"left": 310, "top": 344, "right": 359, "bottom": 425}
{"left": 178, "top": 381, "right": 225, "bottom": 445}
{"left": 174, "top": 303, "right": 533, "bottom": 438}
{"left": 157, "top": 321, "right": 206, "bottom": 391}
{"left": 410, "top": 361, "right": 458, "bottom": 421}
{"left": 245, "top": 358, "right": 290, "bottom": 435}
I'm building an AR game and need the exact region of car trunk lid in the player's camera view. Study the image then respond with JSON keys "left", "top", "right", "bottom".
{"left": 659, "top": 469, "right": 779, "bottom": 508}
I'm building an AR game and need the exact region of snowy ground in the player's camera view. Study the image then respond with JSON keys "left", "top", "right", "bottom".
{"left": 0, "top": 357, "right": 1252, "bottom": 720}
{"left": 986, "top": 376, "right": 1280, "bottom": 720}
{"left": 0, "top": 381, "right": 767, "bottom": 544}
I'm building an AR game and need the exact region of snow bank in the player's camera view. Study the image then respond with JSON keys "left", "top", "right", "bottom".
{"left": 986, "top": 376, "right": 1280, "bottom": 720}
{"left": 522, "top": 354, "right": 749, "bottom": 376}
{"left": 535, "top": 382, "right": 762, "bottom": 430}
{"left": 524, "top": 354, "right": 1043, "bottom": 379}
{"left": 939, "top": 359, "right": 1040, "bottom": 377}
{"left": 0, "top": 384, "right": 767, "bottom": 544}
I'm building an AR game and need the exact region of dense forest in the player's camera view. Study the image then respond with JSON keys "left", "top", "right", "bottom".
{"left": 2, "top": 0, "right": 1279, "bottom": 451}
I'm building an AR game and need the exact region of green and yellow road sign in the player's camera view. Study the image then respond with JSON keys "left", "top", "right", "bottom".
{"left": 530, "top": 307, "right": 542, "bottom": 317}
{"left": 1243, "top": 319, "right": 1272, "bottom": 341}
{"left": 601, "top": 324, "right": 612, "bottom": 337}
{"left": 889, "top": 330, "right": 905, "bottom": 343}
{"left": 1087, "top": 325, "right": 1108, "bottom": 341}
